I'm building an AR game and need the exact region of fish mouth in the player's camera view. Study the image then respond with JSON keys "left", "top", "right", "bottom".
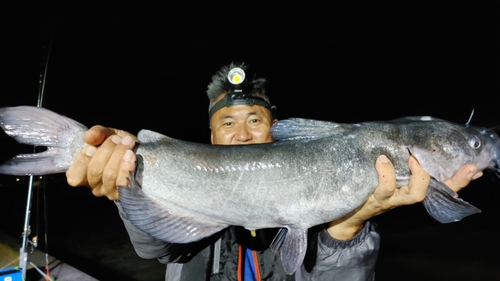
{"left": 492, "top": 158, "right": 500, "bottom": 177}
{"left": 488, "top": 125, "right": 500, "bottom": 178}
{"left": 495, "top": 170, "right": 500, "bottom": 178}
{"left": 492, "top": 154, "right": 500, "bottom": 179}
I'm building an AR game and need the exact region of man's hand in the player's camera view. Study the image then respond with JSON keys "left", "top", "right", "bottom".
{"left": 326, "top": 155, "right": 482, "bottom": 240}
{"left": 443, "top": 164, "right": 482, "bottom": 192}
{"left": 66, "top": 125, "right": 138, "bottom": 200}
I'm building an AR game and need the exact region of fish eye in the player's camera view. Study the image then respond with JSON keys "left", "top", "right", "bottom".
{"left": 469, "top": 138, "right": 481, "bottom": 149}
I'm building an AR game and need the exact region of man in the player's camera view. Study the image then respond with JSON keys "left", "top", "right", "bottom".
{"left": 66, "top": 62, "right": 482, "bottom": 280}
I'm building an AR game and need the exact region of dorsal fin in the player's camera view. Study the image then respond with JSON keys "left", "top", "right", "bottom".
{"left": 271, "top": 118, "right": 350, "bottom": 141}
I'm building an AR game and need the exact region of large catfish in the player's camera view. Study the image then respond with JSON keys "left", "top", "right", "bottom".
{"left": 0, "top": 106, "right": 499, "bottom": 274}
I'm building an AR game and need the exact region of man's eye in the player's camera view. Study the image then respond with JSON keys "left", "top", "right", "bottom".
{"left": 224, "top": 122, "right": 233, "bottom": 126}
{"left": 249, "top": 119, "right": 259, "bottom": 124}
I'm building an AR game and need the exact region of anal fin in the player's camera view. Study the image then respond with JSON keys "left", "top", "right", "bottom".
{"left": 270, "top": 227, "right": 308, "bottom": 275}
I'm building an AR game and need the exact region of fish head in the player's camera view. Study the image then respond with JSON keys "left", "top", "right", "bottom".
{"left": 404, "top": 119, "right": 500, "bottom": 182}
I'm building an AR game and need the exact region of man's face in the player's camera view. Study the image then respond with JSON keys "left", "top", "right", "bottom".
{"left": 210, "top": 95, "right": 276, "bottom": 145}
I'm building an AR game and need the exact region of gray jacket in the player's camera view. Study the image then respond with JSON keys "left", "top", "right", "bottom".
{"left": 116, "top": 202, "right": 379, "bottom": 281}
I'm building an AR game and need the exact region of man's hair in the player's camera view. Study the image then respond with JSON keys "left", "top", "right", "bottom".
{"left": 206, "top": 62, "right": 270, "bottom": 111}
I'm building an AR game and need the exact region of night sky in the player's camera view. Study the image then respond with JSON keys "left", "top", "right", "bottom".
{"left": 1, "top": 2, "right": 500, "bottom": 280}
{"left": 3, "top": 2, "right": 500, "bottom": 139}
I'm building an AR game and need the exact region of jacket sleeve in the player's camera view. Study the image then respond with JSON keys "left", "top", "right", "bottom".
{"left": 115, "top": 201, "right": 211, "bottom": 264}
{"left": 297, "top": 221, "right": 380, "bottom": 281}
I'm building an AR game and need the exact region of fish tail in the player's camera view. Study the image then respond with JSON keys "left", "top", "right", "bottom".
{"left": 0, "top": 106, "right": 88, "bottom": 176}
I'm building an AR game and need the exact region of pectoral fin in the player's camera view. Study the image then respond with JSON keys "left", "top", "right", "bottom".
{"left": 422, "top": 179, "right": 481, "bottom": 223}
{"left": 270, "top": 227, "right": 308, "bottom": 275}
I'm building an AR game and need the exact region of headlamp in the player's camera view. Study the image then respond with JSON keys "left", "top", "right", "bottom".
{"left": 208, "top": 67, "right": 276, "bottom": 120}
{"left": 227, "top": 67, "right": 245, "bottom": 85}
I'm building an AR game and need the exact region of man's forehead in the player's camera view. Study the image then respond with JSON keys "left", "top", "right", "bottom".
{"left": 213, "top": 104, "right": 270, "bottom": 119}
{"left": 209, "top": 91, "right": 271, "bottom": 120}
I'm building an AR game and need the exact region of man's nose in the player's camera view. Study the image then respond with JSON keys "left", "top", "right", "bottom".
{"left": 234, "top": 125, "right": 252, "bottom": 143}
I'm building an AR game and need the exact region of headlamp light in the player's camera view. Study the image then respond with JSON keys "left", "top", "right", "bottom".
{"left": 208, "top": 67, "right": 276, "bottom": 120}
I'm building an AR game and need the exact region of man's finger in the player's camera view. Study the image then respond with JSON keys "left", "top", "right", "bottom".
{"left": 396, "top": 156, "right": 429, "bottom": 205}
{"left": 87, "top": 135, "right": 122, "bottom": 190}
{"left": 374, "top": 155, "right": 397, "bottom": 200}
{"left": 102, "top": 136, "right": 136, "bottom": 188}
{"left": 84, "top": 125, "right": 138, "bottom": 146}
{"left": 117, "top": 149, "right": 137, "bottom": 187}
{"left": 66, "top": 145, "right": 96, "bottom": 187}
{"left": 444, "top": 164, "right": 481, "bottom": 192}
{"left": 108, "top": 150, "right": 137, "bottom": 200}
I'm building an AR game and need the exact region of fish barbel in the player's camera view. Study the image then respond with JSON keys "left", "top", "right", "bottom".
{"left": 0, "top": 106, "right": 499, "bottom": 274}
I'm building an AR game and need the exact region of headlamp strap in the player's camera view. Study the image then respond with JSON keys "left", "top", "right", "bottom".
{"left": 208, "top": 91, "right": 272, "bottom": 119}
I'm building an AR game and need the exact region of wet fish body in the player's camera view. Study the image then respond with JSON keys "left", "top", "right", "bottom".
{"left": 0, "top": 106, "right": 499, "bottom": 274}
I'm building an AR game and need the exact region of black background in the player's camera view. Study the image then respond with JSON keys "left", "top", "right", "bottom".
{"left": 1, "top": 2, "right": 500, "bottom": 280}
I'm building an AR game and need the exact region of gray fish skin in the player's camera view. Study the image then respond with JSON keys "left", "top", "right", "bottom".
{"left": 1, "top": 106, "right": 499, "bottom": 274}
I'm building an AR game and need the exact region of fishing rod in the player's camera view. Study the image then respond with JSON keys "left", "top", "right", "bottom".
{"left": 19, "top": 11, "right": 58, "bottom": 281}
